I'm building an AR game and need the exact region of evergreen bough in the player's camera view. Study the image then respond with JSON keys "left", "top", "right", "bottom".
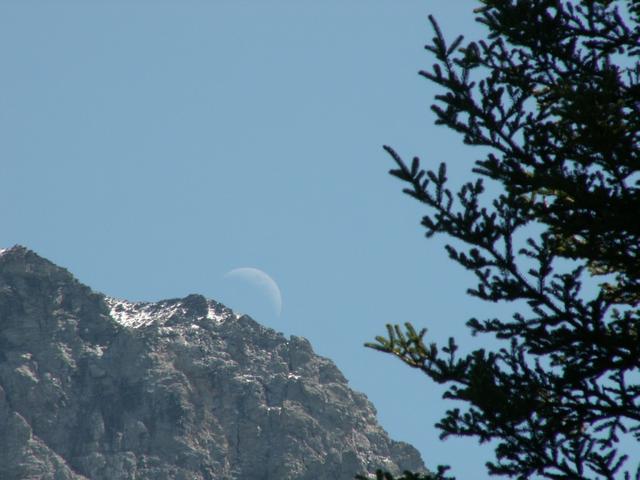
{"left": 364, "top": 1, "right": 640, "bottom": 478}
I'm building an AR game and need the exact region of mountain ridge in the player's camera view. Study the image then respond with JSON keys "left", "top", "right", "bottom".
{"left": 0, "top": 245, "right": 426, "bottom": 479}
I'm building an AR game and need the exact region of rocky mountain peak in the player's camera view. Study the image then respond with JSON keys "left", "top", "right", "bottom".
{"left": 0, "top": 247, "right": 426, "bottom": 479}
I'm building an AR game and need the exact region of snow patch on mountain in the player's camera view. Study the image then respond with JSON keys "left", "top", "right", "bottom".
{"left": 105, "top": 296, "right": 230, "bottom": 328}
{"left": 105, "top": 298, "right": 159, "bottom": 328}
{"left": 206, "top": 304, "right": 226, "bottom": 323}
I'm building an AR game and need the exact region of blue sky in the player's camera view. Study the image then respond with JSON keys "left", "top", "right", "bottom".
{"left": 0, "top": 1, "right": 514, "bottom": 477}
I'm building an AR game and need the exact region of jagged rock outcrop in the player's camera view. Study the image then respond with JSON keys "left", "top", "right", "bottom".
{"left": 0, "top": 246, "right": 425, "bottom": 480}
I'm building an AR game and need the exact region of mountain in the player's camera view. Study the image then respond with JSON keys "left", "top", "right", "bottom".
{"left": 0, "top": 246, "right": 425, "bottom": 480}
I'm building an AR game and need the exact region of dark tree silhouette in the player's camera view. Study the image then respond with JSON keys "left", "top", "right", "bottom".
{"left": 357, "top": 469, "right": 453, "bottom": 480}
{"left": 362, "top": 1, "right": 640, "bottom": 479}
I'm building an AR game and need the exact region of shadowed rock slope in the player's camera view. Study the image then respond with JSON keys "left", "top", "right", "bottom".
{"left": 0, "top": 246, "right": 425, "bottom": 480}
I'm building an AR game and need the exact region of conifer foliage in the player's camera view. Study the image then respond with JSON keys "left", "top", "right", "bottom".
{"left": 366, "top": 1, "right": 640, "bottom": 478}
{"left": 356, "top": 469, "right": 452, "bottom": 480}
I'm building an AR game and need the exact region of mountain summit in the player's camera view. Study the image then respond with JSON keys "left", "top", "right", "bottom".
{"left": 0, "top": 246, "right": 425, "bottom": 479}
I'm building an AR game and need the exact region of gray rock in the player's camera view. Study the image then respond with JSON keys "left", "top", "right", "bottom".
{"left": 0, "top": 246, "right": 426, "bottom": 480}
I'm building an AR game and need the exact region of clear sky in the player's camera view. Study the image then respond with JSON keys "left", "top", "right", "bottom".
{"left": 0, "top": 1, "right": 516, "bottom": 478}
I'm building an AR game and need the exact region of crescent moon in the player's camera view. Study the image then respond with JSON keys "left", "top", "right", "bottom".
{"left": 223, "top": 267, "right": 282, "bottom": 317}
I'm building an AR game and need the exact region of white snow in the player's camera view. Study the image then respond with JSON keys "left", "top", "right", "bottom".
{"left": 235, "top": 373, "right": 259, "bottom": 384}
{"left": 85, "top": 344, "right": 106, "bottom": 358}
{"left": 0, "top": 245, "right": 20, "bottom": 257}
{"left": 105, "top": 296, "right": 233, "bottom": 329}
{"left": 105, "top": 298, "right": 160, "bottom": 328}
{"left": 206, "top": 305, "right": 225, "bottom": 324}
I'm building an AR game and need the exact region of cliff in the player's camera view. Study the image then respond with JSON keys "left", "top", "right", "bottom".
{"left": 0, "top": 246, "right": 425, "bottom": 479}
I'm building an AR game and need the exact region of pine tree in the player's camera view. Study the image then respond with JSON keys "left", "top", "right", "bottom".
{"left": 364, "top": 1, "right": 640, "bottom": 478}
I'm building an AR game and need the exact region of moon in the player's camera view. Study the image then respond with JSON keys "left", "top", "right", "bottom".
{"left": 223, "top": 267, "right": 282, "bottom": 317}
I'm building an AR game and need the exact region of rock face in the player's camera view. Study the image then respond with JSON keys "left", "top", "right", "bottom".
{"left": 0, "top": 246, "right": 425, "bottom": 480}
